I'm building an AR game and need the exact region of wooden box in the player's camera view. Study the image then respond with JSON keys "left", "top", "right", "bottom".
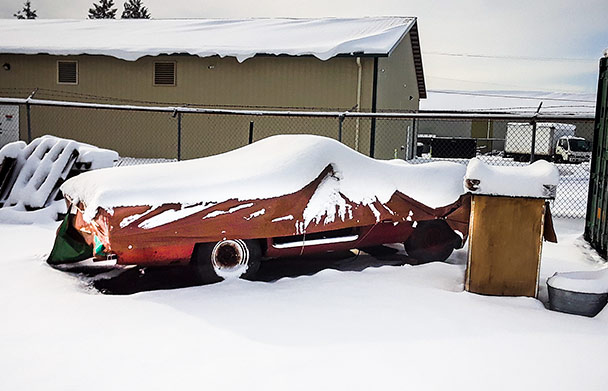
{"left": 465, "top": 195, "right": 549, "bottom": 297}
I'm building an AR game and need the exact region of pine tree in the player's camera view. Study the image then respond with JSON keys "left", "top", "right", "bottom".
{"left": 14, "top": 1, "right": 37, "bottom": 19}
{"left": 88, "top": 0, "right": 117, "bottom": 19}
{"left": 121, "top": 0, "right": 150, "bottom": 19}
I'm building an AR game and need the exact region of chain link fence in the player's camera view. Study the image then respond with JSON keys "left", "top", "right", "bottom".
{"left": 0, "top": 97, "right": 595, "bottom": 218}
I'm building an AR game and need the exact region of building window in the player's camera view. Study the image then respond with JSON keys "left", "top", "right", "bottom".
{"left": 57, "top": 61, "right": 78, "bottom": 85}
{"left": 154, "top": 62, "right": 176, "bottom": 86}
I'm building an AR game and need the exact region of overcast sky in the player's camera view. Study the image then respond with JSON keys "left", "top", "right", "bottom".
{"left": 1, "top": 0, "right": 606, "bottom": 95}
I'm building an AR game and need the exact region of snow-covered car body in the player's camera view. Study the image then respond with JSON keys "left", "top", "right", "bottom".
{"left": 49, "top": 135, "right": 471, "bottom": 277}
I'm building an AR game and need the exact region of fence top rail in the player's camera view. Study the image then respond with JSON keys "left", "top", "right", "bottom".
{"left": 0, "top": 97, "right": 595, "bottom": 121}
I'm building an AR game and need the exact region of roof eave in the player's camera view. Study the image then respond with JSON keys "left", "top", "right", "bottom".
{"left": 404, "top": 20, "right": 426, "bottom": 99}
{"left": 382, "top": 19, "right": 426, "bottom": 99}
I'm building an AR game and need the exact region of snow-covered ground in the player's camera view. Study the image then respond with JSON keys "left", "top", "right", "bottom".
{"left": 1, "top": 218, "right": 607, "bottom": 390}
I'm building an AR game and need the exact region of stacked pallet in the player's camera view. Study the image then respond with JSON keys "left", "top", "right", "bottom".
{"left": 0, "top": 136, "right": 118, "bottom": 222}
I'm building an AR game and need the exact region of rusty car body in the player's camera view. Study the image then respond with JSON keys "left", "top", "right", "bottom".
{"left": 48, "top": 135, "right": 471, "bottom": 282}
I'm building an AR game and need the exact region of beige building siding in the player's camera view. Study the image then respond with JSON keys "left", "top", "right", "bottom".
{"left": 0, "top": 53, "right": 375, "bottom": 110}
{"left": 0, "top": 35, "right": 423, "bottom": 158}
{"left": 372, "top": 35, "right": 420, "bottom": 159}
{"left": 376, "top": 35, "right": 420, "bottom": 112}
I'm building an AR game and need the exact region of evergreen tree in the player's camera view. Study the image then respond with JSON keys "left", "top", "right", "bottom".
{"left": 88, "top": 0, "right": 117, "bottom": 19}
{"left": 121, "top": 0, "right": 150, "bottom": 19}
{"left": 14, "top": 1, "right": 37, "bottom": 19}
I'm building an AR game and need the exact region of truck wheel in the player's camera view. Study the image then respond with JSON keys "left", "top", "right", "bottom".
{"left": 192, "top": 239, "right": 262, "bottom": 284}
{"left": 404, "top": 219, "right": 462, "bottom": 263}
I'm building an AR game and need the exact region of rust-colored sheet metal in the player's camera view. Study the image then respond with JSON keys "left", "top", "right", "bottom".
{"left": 70, "top": 164, "right": 471, "bottom": 266}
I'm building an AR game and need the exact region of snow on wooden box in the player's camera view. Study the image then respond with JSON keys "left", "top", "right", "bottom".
{"left": 464, "top": 158, "right": 559, "bottom": 199}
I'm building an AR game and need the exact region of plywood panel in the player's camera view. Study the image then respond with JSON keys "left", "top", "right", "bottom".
{"left": 466, "top": 195, "right": 546, "bottom": 297}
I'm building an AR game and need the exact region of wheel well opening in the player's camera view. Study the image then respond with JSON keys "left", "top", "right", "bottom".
{"left": 191, "top": 239, "right": 266, "bottom": 263}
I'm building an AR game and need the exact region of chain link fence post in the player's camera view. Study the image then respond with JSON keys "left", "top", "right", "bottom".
{"left": 529, "top": 119, "right": 537, "bottom": 163}
{"left": 530, "top": 102, "right": 543, "bottom": 163}
{"left": 25, "top": 88, "right": 38, "bottom": 143}
{"left": 172, "top": 109, "right": 182, "bottom": 161}
{"left": 177, "top": 111, "right": 182, "bottom": 161}
{"left": 25, "top": 101, "right": 31, "bottom": 143}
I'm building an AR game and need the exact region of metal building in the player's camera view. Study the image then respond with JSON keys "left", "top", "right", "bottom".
{"left": 0, "top": 17, "right": 426, "bottom": 159}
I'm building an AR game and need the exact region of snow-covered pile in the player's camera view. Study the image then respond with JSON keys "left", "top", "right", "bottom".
{"left": 0, "top": 17, "right": 415, "bottom": 63}
{"left": 61, "top": 135, "right": 466, "bottom": 222}
{"left": 464, "top": 158, "right": 559, "bottom": 198}
{"left": 548, "top": 268, "right": 608, "bottom": 294}
{"left": 0, "top": 136, "right": 118, "bottom": 224}
{"left": 0, "top": 141, "right": 26, "bottom": 160}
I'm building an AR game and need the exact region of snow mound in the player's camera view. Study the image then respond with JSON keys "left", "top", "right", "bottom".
{"left": 464, "top": 158, "right": 559, "bottom": 198}
{"left": 548, "top": 268, "right": 608, "bottom": 294}
{"left": 60, "top": 135, "right": 467, "bottom": 222}
{"left": 0, "top": 17, "right": 415, "bottom": 63}
{"left": 0, "top": 136, "right": 118, "bottom": 224}
{"left": 0, "top": 141, "right": 26, "bottom": 159}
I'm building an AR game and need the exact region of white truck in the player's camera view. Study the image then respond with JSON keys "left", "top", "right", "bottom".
{"left": 504, "top": 122, "right": 591, "bottom": 163}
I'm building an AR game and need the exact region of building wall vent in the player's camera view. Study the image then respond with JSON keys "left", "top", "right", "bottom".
{"left": 154, "top": 62, "right": 176, "bottom": 86}
{"left": 57, "top": 61, "right": 78, "bottom": 85}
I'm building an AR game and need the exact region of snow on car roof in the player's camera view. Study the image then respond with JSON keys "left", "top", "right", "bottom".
{"left": 60, "top": 135, "right": 466, "bottom": 222}
{"left": 0, "top": 17, "right": 416, "bottom": 62}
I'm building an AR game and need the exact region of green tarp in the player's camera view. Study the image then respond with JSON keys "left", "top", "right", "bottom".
{"left": 47, "top": 214, "right": 93, "bottom": 265}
